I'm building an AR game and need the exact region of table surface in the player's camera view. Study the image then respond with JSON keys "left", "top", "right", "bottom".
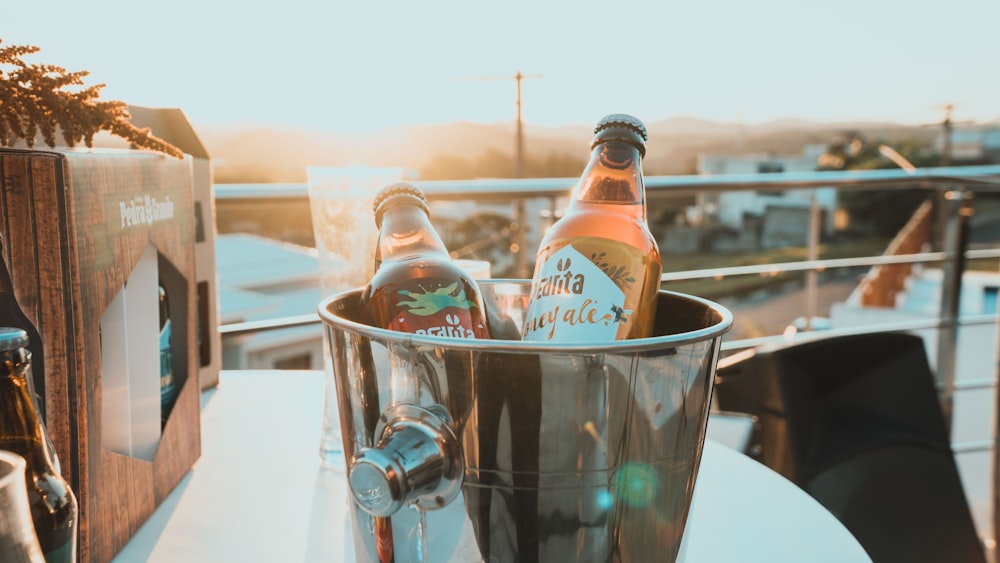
{"left": 112, "top": 370, "right": 871, "bottom": 563}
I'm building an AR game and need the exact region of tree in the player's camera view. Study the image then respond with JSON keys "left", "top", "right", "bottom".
{"left": 445, "top": 212, "right": 516, "bottom": 276}
{"left": 817, "top": 131, "right": 937, "bottom": 235}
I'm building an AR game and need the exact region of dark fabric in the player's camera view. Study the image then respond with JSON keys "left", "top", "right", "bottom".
{"left": 807, "top": 444, "right": 985, "bottom": 563}
{"left": 714, "top": 332, "right": 986, "bottom": 563}
{"left": 772, "top": 333, "right": 950, "bottom": 482}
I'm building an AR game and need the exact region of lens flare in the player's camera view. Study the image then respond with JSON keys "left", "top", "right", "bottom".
{"left": 614, "top": 463, "right": 659, "bottom": 508}
{"left": 596, "top": 489, "right": 614, "bottom": 511}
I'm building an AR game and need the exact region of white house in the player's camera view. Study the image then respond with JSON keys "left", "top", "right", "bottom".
{"left": 940, "top": 126, "right": 1000, "bottom": 163}
{"left": 695, "top": 144, "right": 839, "bottom": 247}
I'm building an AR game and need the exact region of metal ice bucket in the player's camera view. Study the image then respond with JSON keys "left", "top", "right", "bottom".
{"left": 319, "top": 280, "right": 733, "bottom": 563}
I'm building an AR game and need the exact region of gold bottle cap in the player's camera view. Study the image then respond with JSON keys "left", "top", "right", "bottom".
{"left": 0, "top": 327, "right": 29, "bottom": 351}
{"left": 373, "top": 182, "right": 430, "bottom": 227}
{"left": 592, "top": 113, "right": 647, "bottom": 156}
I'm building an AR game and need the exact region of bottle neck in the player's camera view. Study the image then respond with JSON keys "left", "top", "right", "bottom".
{"left": 0, "top": 351, "right": 57, "bottom": 472}
{"left": 570, "top": 139, "right": 647, "bottom": 217}
{"left": 376, "top": 205, "right": 451, "bottom": 268}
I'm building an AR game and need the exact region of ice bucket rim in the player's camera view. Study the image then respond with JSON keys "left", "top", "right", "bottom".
{"left": 318, "top": 279, "right": 733, "bottom": 353}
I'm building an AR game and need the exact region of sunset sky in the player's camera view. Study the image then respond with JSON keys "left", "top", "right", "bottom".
{"left": 6, "top": 0, "right": 999, "bottom": 133}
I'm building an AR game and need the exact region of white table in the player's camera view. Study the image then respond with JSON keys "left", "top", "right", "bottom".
{"left": 113, "top": 370, "right": 871, "bottom": 562}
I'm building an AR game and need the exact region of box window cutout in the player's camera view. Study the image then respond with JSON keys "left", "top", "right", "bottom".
{"left": 158, "top": 251, "right": 189, "bottom": 430}
{"left": 197, "top": 281, "right": 211, "bottom": 368}
{"left": 100, "top": 244, "right": 188, "bottom": 461}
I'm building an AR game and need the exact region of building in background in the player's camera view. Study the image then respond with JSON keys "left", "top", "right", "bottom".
{"left": 942, "top": 126, "right": 1000, "bottom": 164}
{"left": 660, "top": 145, "right": 838, "bottom": 253}
{"left": 216, "top": 233, "right": 324, "bottom": 370}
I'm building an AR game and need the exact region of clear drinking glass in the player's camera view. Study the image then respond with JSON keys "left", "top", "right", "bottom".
{"left": 307, "top": 165, "right": 404, "bottom": 471}
{"left": 0, "top": 450, "right": 45, "bottom": 563}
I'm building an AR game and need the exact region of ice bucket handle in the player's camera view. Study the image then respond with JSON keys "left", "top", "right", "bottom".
{"left": 347, "top": 404, "right": 465, "bottom": 517}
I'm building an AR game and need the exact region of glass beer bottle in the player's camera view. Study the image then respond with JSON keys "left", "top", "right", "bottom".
{"left": 158, "top": 282, "right": 176, "bottom": 429}
{"left": 522, "top": 113, "right": 662, "bottom": 341}
{"left": 361, "top": 182, "right": 491, "bottom": 339}
{"left": 0, "top": 249, "right": 47, "bottom": 422}
{"left": 0, "top": 327, "right": 78, "bottom": 563}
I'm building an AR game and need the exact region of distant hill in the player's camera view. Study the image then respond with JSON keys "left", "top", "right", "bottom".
{"left": 197, "top": 117, "right": 940, "bottom": 182}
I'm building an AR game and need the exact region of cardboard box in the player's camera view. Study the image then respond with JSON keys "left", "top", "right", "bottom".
{"left": 0, "top": 147, "right": 200, "bottom": 563}
{"left": 106, "top": 106, "right": 222, "bottom": 390}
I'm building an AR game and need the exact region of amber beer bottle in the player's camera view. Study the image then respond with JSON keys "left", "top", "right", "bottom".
{"left": 0, "top": 250, "right": 47, "bottom": 422}
{"left": 361, "top": 182, "right": 491, "bottom": 339}
{"left": 523, "top": 113, "right": 662, "bottom": 341}
{"left": 0, "top": 327, "right": 78, "bottom": 563}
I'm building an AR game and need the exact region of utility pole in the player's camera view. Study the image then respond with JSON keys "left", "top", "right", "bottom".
{"left": 511, "top": 70, "right": 542, "bottom": 276}
{"left": 941, "top": 103, "right": 953, "bottom": 167}
{"left": 934, "top": 103, "right": 975, "bottom": 165}
{"left": 928, "top": 103, "right": 975, "bottom": 250}
{"left": 458, "top": 70, "right": 542, "bottom": 276}
{"left": 461, "top": 70, "right": 542, "bottom": 178}
{"left": 513, "top": 70, "right": 543, "bottom": 178}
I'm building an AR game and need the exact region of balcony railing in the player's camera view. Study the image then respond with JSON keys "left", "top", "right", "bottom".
{"left": 217, "top": 164, "right": 1000, "bottom": 389}
{"left": 215, "top": 164, "right": 1000, "bottom": 551}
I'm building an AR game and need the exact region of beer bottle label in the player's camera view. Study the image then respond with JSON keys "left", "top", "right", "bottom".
{"left": 387, "top": 281, "right": 487, "bottom": 338}
{"left": 523, "top": 238, "right": 648, "bottom": 342}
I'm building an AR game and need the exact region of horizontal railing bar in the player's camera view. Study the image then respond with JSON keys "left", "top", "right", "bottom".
{"left": 954, "top": 378, "right": 997, "bottom": 392}
{"left": 969, "top": 248, "right": 1000, "bottom": 260}
{"left": 635, "top": 165, "right": 1000, "bottom": 196}
{"left": 662, "top": 248, "right": 1000, "bottom": 282}
{"left": 220, "top": 310, "right": 997, "bottom": 347}
{"left": 661, "top": 251, "right": 950, "bottom": 282}
{"left": 719, "top": 313, "right": 998, "bottom": 352}
{"left": 214, "top": 164, "right": 1000, "bottom": 201}
{"left": 952, "top": 440, "right": 995, "bottom": 454}
{"left": 219, "top": 313, "right": 320, "bottom": 337}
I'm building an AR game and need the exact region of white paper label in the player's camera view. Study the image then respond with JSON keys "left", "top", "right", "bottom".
{"left": 522, "top": 244, "right": 629, "bottom": 342}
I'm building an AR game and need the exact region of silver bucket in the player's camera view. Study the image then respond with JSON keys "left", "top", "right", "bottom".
{"left": 319, "top": 280, "right": 733, "bottom": 563}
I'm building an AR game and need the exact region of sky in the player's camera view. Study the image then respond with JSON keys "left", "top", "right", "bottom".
{"left": 5, "top": 0, "right": 1000, "bottom": 133}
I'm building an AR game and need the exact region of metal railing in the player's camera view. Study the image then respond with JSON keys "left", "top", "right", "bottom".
{"left": 217, "top": 163, "right": 1000, "bottom": 428}
{"left": 218, "top": 164, "right": 1000, "bottom": 339}
{"left": 216, "top": 164, "right": 1000, "bottom": 549}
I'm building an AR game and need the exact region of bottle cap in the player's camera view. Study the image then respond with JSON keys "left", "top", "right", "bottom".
{"left": 373, "top": 182, "right": 430, "bottom": 228}
{"left": 0, "top": 327, "right": 29, "bottom": 352}
{"left": 592, "top": 113, "right": 647, "bottom": 157}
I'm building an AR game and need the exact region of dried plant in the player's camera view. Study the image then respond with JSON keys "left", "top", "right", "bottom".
{"left": 0, "top": 40, "right": 183, "bottom": 158}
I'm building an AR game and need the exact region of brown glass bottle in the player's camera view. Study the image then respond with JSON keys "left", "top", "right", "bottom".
{"left": 158, "top": 282, "right": 176, "bottom": 428}
{"left": 361, "top": 182, "right": 491, "bottom": 340}
{"left": 522, "top": 113, "right": 662, "bottom": 342}
{"left": 0, "top": 249, "right": 47, "bottom": 422}
{"left": 0, "top": 327, "right": 78, "bottom": 563}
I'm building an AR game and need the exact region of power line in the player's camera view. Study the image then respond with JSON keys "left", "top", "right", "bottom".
{"left": 920, "top": 103, "right": 975, "bottom": 166}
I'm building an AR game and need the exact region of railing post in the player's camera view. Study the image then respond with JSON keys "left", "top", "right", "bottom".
{"left": 995, "top": 255, "right": 1000, "bottom": 563}
{"left": 513, "top": 199, "right": 529, "bottom": 278}
{"left": 936, "top": 187, "right": 972, "bottom": 435}
{"left": 548, "top": 196, "right": 560, "bottom": 229}
{"left": 805, "top": 190, "right": 820, "bottom": 329}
